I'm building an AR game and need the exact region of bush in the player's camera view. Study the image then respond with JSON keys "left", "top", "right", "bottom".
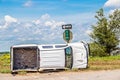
{"left": 89, "top": 43, "right": 107, "bottom": 57}
{"left": 0, "top": 53, "right": 10, "bottom": 73}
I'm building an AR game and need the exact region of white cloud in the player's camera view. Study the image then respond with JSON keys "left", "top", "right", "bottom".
{"left": 32, "top": 20, "right": 41, "bottom": 25}
{"left": 18, "top": 37, "right": 26, "bottom": 41}
{"left": 1, "top": 23, "right": 9, "bottom": 29}
{"left": 32, "top": 14, "right": 50, "bottom": 25}
{"left": 5, "top": 15, "right": 17, "bottom": 23}
{"left": 0, "top": 15, "right": 17, "bottom": 29}
{"left": 45, "top": 20, "right": 65, "bottom": 29}
{"left": 45, "top": 21, "right": 52, "bottom": 26}
{"left": 13, "top": 29, "right": 19, "bottom": 33}
{"left": 104, "top": 0, "right": 120, "bottom": 8}
{"left": 33, "top": 29, "right": 42, "bottom": 35}
{"left": 24, "top": 23, "right": 33, "bottom": 29}
{"left": 0, "top": 14, "right": 65, "bottom": 43}
{"left": 33, "top": 14, "right": 65, "bottom": 29}
{"left": 85, "top": 29, "right": 92, "bottom": 35}
{"left": 0, "top": 13, "right": 93, "bottom": 51}
{"left": 41, "top": 14, "right": 50, "bottom": 20}
{"left": 108, "top": 9, "right": 120, "bottom": 15}
{"left": 108, "top": 9, "right": 115, "bottom": 15}
{"left": 23, "top": 0, "right": 33, "bottom": 7}
{"left": 41, "top": 32, "right": 55, "bottom": 41}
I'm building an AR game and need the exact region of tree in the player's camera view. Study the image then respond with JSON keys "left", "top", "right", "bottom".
{"left": 109, "top": 9, "right": 120, "bottom": 38}
{"left": 90, "top": 8, "right": 119, "bottom": 56}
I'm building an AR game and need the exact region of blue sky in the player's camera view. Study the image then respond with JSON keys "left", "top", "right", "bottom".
{"left": 0, "top": 0, "right": 120, "bottom": 51}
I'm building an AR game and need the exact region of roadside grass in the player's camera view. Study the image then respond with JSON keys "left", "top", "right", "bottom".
{"left": 0, "top": 53, "right": 120, "bottom": 73}
{"left": 88, "top": 55, "right": 120, "bottom": 70}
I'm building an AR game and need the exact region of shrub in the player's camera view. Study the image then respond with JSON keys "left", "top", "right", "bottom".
{"left": 89, "top": 43, "right": 107, "bottom": 57}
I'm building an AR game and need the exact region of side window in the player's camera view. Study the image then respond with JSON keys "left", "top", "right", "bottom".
{"left": 55, "top": 45, "right": 67, "bottom": 48}
{"left": 42, "top": 46, "right": 53, "bottom": 48}
{"left": 65, "top": 47, "right": 72, "bottom": 55}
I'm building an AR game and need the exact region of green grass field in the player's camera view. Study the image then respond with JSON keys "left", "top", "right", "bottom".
{"left": 0, "top": 53, "right": 120, "bottom": 73}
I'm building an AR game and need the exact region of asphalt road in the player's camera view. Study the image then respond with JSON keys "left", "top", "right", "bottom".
{"left": 0, "top": 69, "right": 120, "bottom": 80}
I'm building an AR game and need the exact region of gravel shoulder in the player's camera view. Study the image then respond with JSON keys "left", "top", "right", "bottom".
{"left": 0, "top": 69, "right": 120, "bottom": 80}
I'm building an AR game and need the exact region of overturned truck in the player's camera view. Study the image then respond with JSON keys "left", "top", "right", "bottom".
{"left": 10, "top": 42, "right": 89, "bottom": 72}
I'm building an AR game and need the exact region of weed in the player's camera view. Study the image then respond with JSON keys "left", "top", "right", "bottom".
{"left": 18, "top": 71, "right": 27, "bottom": 75}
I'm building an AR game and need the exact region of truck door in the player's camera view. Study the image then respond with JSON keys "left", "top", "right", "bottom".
{"left": 65, "top": 47, "right": 73, "bottom": 68}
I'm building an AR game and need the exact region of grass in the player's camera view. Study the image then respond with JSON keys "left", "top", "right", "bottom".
{"left": 0, "top": 53, "right": 11, "bottom": 73}
{"left": 17, "top": 71, "right": 27, "bottom": 75}
{"left": 88, "top": 55, "right": 120, "bottom": 70}
{"left": 89, "top": 55, "right": 120, "bottom": 61}
{"left": 0, "top": 53, "right": 120, "bottom": 73}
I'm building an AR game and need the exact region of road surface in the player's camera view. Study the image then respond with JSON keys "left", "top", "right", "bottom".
{"left": 0, "top": 69, "right": 120, "bottom": 80}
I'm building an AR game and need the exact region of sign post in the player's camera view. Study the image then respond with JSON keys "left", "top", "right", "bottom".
{"left": 62, "top": 24, "right": 73, "bottom": 43}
